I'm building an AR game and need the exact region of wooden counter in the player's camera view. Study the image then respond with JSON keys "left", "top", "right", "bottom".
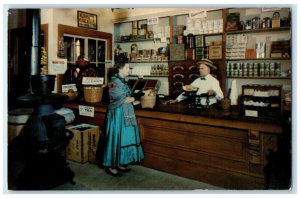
{"left": 64, "top": 101, "right": 283, "bottom": 189}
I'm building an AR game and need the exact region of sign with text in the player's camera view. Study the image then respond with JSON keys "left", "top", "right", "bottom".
{"left": 62, "top": 84, "right": 77, "bottom": 93}
{"left": 78, "top": 11, "right": 97, "bottom": 30}
{"left": 51, "top": 59, "right": 67, "bottom": 74}
{"left": 79, "top": 105, "right": 94, "bottom": 117}
{"left": 82, "top": 77, "right": 104, "bottom": 85}
{"left": 189, "top": 10, "right": 207, "bottom": 19}
{"left": 105, "top": 60, "right": 113, "bottom": 68}
{"left": 147, "top": 16, "right": 159, "bottom": 25}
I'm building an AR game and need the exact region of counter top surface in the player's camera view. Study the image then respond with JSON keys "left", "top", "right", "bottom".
{"left": 65, "top": 99, "right": 284, "bottom": 126}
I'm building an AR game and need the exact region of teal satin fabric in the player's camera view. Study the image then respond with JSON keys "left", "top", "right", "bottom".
{"left": 102, "top": 106, "right": 144, "bottom": 167}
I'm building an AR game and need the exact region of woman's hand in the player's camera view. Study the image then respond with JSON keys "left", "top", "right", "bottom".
{"left": 124, "top": 97, "right": 135, "bottom": 103}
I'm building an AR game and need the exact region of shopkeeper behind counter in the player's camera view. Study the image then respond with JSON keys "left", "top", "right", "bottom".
{"left": 167, "top": 58, "right": 224, "bottom": 105}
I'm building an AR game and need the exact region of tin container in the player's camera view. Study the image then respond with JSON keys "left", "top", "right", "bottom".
{"left": 131, "top": 44, "right": 138, "bottom": 54}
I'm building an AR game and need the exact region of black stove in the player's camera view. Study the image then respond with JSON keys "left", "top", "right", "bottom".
{"left": 9, "top": 75, "right": 75, "bottom": 190}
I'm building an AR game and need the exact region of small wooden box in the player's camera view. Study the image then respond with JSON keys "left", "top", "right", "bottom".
{"left": 208, "top": 45, "right": 222, "bottom": 59}
{"left": 272, "top": 18, "right": 280, "bottom": 28}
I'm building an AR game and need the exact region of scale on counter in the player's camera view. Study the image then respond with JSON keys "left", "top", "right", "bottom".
{"left": 182, "top": 87, "right": 216, "bottom": 109}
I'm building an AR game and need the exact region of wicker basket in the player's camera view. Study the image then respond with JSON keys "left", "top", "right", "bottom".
{"left": 140, "top": 95, "right": 156, "bottom": 108}
{"left": 83, "top": 86, "right": 103, "bottom": 103}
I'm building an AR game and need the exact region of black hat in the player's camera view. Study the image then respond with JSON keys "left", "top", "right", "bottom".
{"left": 197, "top": 58, "right": 217, "bottom": 70}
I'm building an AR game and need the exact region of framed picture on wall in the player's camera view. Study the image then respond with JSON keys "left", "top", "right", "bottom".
{"left": 77, "top": 11, "right": 97, "bottom": 30}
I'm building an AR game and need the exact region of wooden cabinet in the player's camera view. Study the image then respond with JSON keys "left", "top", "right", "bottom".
{"left": 64, "top": 102, "right": 283, "bottom": 189}
{"left": 241, "top": 84, "right": 282, "bottom": 119}
{"left": 169, "top": 60, "right": 221, "bottom": 97}
{"left": 57, "top": 24, "right": 112, "bottom": 85}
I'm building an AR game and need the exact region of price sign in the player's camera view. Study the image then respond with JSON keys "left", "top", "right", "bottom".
{"left": 189, "top": 10, "right": 207, "bottom": 19}
{"left": 79, "top": 105, "right": 94, "bottom": 117}
{"left": 82, "top": 77, "right": 104, "bottom": 85}
{"left": 147, "top": 16, "right": 159, "bottom": 25}
{"left": 62, "top": 84, "right": 77, "bottom": 93}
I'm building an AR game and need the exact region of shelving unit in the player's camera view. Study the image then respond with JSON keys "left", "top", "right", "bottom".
{"left": 113, "top": 8, "right": 292, "bottom": 98}
{"left": 225, "top": 8, "right": 291, "bottom": 99}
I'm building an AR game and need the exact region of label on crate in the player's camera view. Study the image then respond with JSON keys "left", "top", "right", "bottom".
{"left": 79, "top": 105, "right": 94, "bottom": 117}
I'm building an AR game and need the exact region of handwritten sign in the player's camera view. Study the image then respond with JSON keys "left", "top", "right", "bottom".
{"left": 82, "top": 77, "right": 104, "bottom": 85}
{"left": 51, "top": 59, "right": 67, "bottom": 74}
{"left": 189, "top": 10, "right": 207, "bottom": 19}
{"left": 79, "top": 105, "right": 94, "bottom": 117}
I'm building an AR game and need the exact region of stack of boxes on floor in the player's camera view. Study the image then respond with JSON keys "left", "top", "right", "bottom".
{"left": 66, "top": 124, "right": 100, "bottom": 164}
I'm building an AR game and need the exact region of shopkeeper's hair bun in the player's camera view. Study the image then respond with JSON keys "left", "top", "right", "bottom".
{"left": 197, "top": 58, "right": 217, "bottom": 70}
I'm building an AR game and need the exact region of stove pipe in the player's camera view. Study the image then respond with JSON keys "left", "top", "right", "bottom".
{"left": 28, "top": 9, "right": 41, "bottom": 76}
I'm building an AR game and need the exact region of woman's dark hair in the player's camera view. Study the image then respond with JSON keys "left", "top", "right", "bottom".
{"left": 114, "top": 53, "right": 129, "bottom": 74}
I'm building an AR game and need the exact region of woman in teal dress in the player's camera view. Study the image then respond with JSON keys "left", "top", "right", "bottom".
{"left": 102, "top": 62, "right": 144, "bottom": 177}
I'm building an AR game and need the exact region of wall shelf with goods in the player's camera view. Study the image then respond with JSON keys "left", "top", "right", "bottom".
{"left": 227, "top": 76, "right": 291, "bottom": 79}
{"left": 114, "top": 16, "right": 172, "bottom": 95}
{"left": 169, "top": 9, "right": 226, "bottom": 95}
{"left": 226, "top": 27, "right": 290, "bottom": 34}
{"left": 224, "top": 8, "right": 292, "bottom": 98}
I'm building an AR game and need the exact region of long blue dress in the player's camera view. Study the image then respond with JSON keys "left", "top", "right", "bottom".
{"left": 102, "top": 74, "right": 144, "bottom": 168}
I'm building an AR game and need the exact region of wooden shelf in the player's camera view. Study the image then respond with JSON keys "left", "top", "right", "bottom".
{"left": 226, "top": 58, "right": 291, "bottom": 61}
{"left": 115, "top": 38, "right": 169, "bottom": 43}
{"left": 194, "top": 33, "right": 224, "bottom": 37}
{"left": 128, "top": 75, "right": 169, "bottom": 78}
{"left": 227, "top": 76, "right": 291, "bottom": 79}
{"left": 226, "top": 27, "right": 290, "bottom": 34}
{"left": 129, "top": 61, "right": 169, "bottom": 63}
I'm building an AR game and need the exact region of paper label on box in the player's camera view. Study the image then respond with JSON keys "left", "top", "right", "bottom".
{"left": 245, "top": 110, "right": 258, "bottom": 117}
{"left": 79, "top": 105, "right": 94, "bottom": 117}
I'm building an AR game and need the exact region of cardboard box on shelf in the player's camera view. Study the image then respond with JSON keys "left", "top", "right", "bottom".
{"left": 209, "top": 45, "right": 222, "bottom": 59}
{"left": 66, "top": 124, "right": 100, "bottom": 164}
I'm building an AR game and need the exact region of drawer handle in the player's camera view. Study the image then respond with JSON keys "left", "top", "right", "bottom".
{"left": 173, "top": 74, "right": 184, "bottom": 79}
{"left": 173, "top": 82, "right": 184, "bottom": 86}
{"left": 173, "top": 66, "right": 184, "bottom": 71}
{"left": 188, "top": 65, "right": 197, "bottom": 70}
{"left": 188, "top": 74, "right": 200, "bottom": 79}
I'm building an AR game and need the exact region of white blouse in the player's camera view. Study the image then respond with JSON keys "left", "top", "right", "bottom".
{"left": 176, "top": 74, "right": 224, "bottom": 102}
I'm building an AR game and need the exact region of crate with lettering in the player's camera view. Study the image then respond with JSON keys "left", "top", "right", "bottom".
{"left": 241, "top": 84, "right": 282, "bottom": 119}
{"left": 66, "top": 124, "right": 100, "bottom": 164}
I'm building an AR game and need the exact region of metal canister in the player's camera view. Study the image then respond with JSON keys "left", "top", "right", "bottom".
{"left": 259, "top": 62, "right": 265, "bottom": 76}
{"left": 275, "top": 62, "right": 281, "bottom": 76}
{"left": 264, "top": 62, "right": 270, "bottom": 76}
{"left": 226, "top": 62, "right": 231, "bottom": 76}
{"left": 248, "top": 62, "right": 253, "bottom": 76}
{"left": 242, "top": 62, "right": 248, "bottom": 76}
{"left": 131, "top": 44, "right": 138, "bottom": 54}
{"left": 270, "top": 62, "right": 276, "bottom": 76}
